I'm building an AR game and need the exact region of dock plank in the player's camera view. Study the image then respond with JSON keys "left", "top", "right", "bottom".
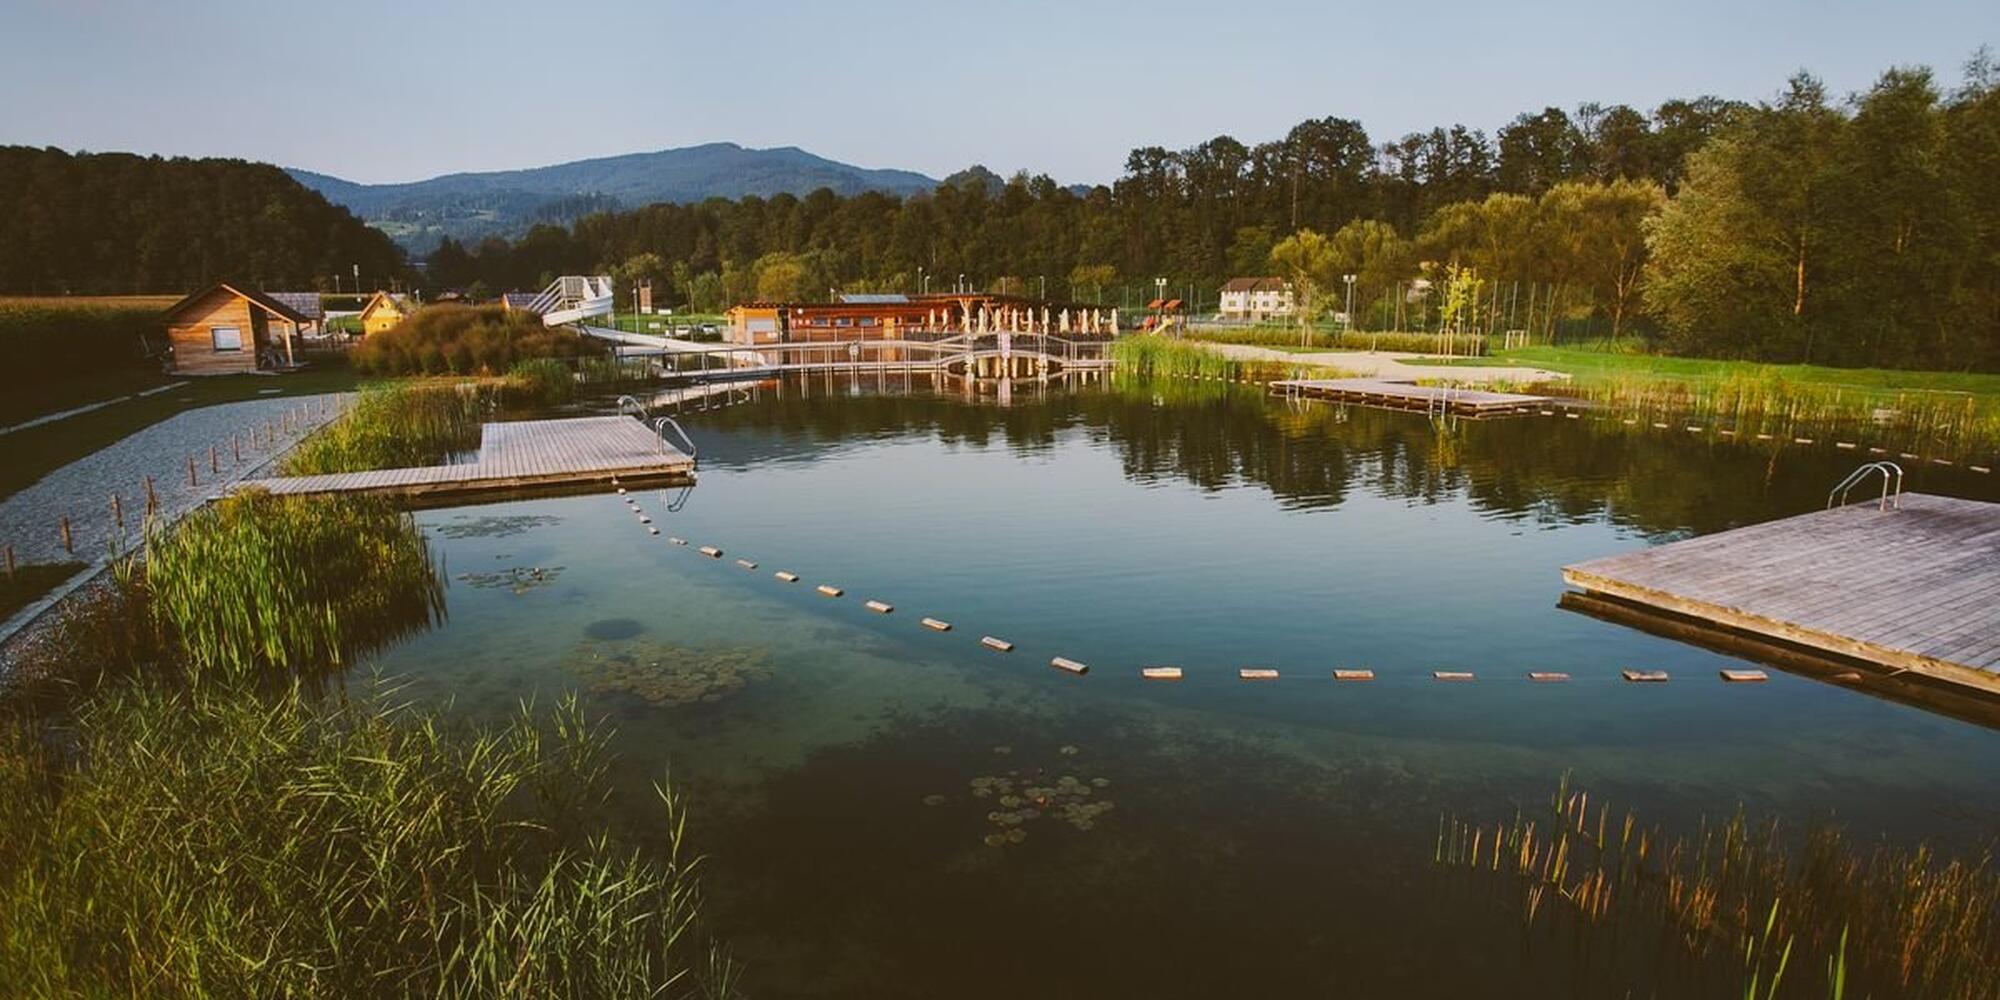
{"left": 1563, "top": 494, "right": 2000, "bottom": 693}
{"left": 235, "top": 416, "right": 694, "bottom": 503}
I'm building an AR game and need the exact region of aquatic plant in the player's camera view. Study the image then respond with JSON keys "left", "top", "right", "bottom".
{"left": 144, "top": 491, "right": 446, "bottom": 683}
{"left": 1434, "top": 775, "right": 2000, "bottom": 999}
{"left": 1186, "top": 326, "right": 1491, "bottom": 356}
{"left": 563, "top": 639, "right": 773, "bottom": 707}
{"left": 1111, "top": 336, "right": 1352, "bottom": 384}
{"left": 283, "top": 381, "right": 491, "bottom": 475}
{"left": 506, "top": 357, "right": 579, "bottom": 406}
{"left": 0, "top": 682, "right": 737, "bottom": 997}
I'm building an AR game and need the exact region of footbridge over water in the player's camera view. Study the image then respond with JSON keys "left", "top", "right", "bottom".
{"left": 579, "top": 327, "right": 1117, "bottom": 383}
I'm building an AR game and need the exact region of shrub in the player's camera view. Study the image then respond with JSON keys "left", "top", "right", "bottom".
{"left": 507, "top": 357, "right": 578, "bottom": 406}
{"left": 351, "top": 304, "right": 601, "bottom": 376}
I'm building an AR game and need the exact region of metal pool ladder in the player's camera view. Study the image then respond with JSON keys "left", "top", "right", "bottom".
{"left": 618, "top": 395, "right": 699, "bottom": 467}
{"left": 1827, "top": 461, "right": 1904, "bottom": 511}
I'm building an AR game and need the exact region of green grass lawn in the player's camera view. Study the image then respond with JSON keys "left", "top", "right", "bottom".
{"left": 0, "top": 561, "right": 86, "bottom": 620}
{"left": 1407, "top": 344, "right": 2000, "bottom": 399}
{"left": 0, "top": 367, "right": 367, "bottom": 501}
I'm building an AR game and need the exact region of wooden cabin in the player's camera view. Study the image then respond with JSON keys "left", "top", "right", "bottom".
{"left": 358, "top": 291, "right": 416, "bottom": 336}
{"left": 161, "top": 283, "right": 311, "bottom": 375}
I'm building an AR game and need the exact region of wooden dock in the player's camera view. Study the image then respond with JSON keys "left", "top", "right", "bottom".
{"left": 237, "top": 416, "right": 694, "bottom": 504}
{"left": 1271, "top": 377, "right": 1555, "bottom": 416}
{"left": 1563, "top": 494, "right": 2000, "bottom": 694}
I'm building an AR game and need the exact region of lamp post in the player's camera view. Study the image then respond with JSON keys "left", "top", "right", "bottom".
{"left": 1343, "top": 273, "right": 1357, "bottom": 336}
{"left": 1154, "top": 277, "right": 1167, "bottom": 334}
{"left": 957, "top": 273, "right": 965, "bottom": 294}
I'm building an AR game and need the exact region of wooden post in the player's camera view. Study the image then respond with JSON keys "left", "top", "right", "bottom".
{"left": 145, "top": 475, "right": 158, "bottom": 515}
{"left": 111, "top": 493, "right": 123, "bottom": 529}
{"left": 210, "top": 444, "right": 219, "bottom": 474}
{"left": 4, "top": 544, "right": 14, "bottom": 581}
{"left": 59, "top": 515, "right": 72, "bottom": 554}
{"left": 187, "top": 455, "right": 197, "bottom": 487}
{"left": 233, "top": 436, "right": 241, "bottom": 463}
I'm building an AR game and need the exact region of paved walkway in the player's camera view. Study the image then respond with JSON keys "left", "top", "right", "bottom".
{"left": 1197, "top": 342, "right": 1570, "bottom": 384}
{"left": 0, "top": 392, "right": 352, "bottom": 647}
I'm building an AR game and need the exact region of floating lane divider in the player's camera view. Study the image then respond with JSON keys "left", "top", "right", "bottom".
{"left": 669, "top": 537, "right": 688, "bottom": 546}
{"left": 817, "top": 584, "right": 845, "bottom": 597}
{"left": 1239, "top": 668, "right": 1279, "bottom": 681}
{"left": 735, "top": 558, "right": 758, "bottom": 570}
{"left": 648, "top": 526, "right": 660, "bottom": 535}
{"left": 1142, "top": 666, "right": 1183, "bottom": 681}
{"left": 981, "top": 636, "right": 1015, "bottom": 652}
{"left": 698, "top": 545, "right": 723, "bottom": 559}
{"left": 1528, "top": 671, "right": 1570, "bottom": 682}
{"left": 639, "top": 516, "right": 652, "bottom": 525}
{"left": 921, "top": 617, "right": 953, "bottom": 632}
{"left": 1434, "top": 670, "right": 1475, "bottom": 681}
{"left": 775, "top": 571, "right": 800, "bottom": 583}
{"left": 1622, "top": 669, "right": 1670, "bottom": 683}
{"left": 865, "top": 599, "right": 894, "bottom": 614}
{"left": 1333, "top": 669, "right": 1374, "bottom": 681}
{"left": 1720, "top": 669, "right": 1769, "bottom": 683}
{"left": 1050, "top": 656, "right": 1089, "bottom": 676}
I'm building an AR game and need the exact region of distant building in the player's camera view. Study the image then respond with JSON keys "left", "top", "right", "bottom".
{"left": 1218, "top": 277, "right": 1294, "bottom": 320}
{"left": 357, "top": 291, "right": 416, "bottom": 336}
{"left": 499, "top": 292, "right": 543, "bottom": 315}
{"left": 726, "top": 292, "right": 1117, "bottom": 347}
{"left": 161, "top": 282, "right": 313, "bottom": 375}
{"left": 263, "top": 291, "right": 325, "bottom": 337}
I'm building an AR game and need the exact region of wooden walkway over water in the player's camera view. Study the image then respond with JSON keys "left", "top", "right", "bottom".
{"left": 1564, "top": 493, "right": 2000, "bottom": 694}
{"left": 237, "top": 416, "right": 694, "bottom": 504}
{"left": 1271, "top": 377, "right": 1557, "bottom": 416}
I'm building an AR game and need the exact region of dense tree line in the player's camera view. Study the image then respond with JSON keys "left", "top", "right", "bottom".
{"left": 429, "top": 57, "right": 2000, "bottom": 369}
{"left": 0, "top": 147, "right": 405, "bottom": 295}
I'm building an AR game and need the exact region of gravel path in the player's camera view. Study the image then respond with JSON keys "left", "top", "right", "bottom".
{"left": 0, "top": 392, "right": 352, "bottom": 650}
{"left": 1197, "top": 342, "right": 1571, "bottom": 384}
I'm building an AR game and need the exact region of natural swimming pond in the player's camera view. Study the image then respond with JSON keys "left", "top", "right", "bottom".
{"left": 363, "top": 377, "right": 2000, "bottom": 997}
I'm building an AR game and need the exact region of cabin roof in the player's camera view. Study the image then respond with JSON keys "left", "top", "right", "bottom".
{"left": 162, "top": 282, "right": 312, "bottom": 324}
{"left": 264, "top": 291, "right": 324, "bottom": 319}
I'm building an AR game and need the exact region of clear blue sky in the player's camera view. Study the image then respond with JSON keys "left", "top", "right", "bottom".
{"left": 1, "top": 0, "right": 1991, "bottom": 185}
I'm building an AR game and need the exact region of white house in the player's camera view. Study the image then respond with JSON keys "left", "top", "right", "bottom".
{"left": 1218, "top": 277, "right": 1294, "bottom": 320}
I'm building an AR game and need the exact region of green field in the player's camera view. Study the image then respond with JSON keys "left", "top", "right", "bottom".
{"left": 1407, "top": 344, "right": 2000, "bottom": 399}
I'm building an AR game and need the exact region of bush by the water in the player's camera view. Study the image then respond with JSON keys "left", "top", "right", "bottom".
{"left": 1187, "top": 325, "right": 1489, "bottom": 356}
{"left": 283, "top": 382, "right": 489, "bottom": 475}
{"left": 350, "top": 304, "right": 599, "bottom": 375}
{"left": 0, "top": 681, "right": 733, "bottom": 997}
{"left": 0, "top": 300, "right": 164, "bottom": 386}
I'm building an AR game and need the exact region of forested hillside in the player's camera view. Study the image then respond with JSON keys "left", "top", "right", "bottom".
{"left": 0, "top": 147, "right": 405, "bottom": 294}
{"left": 430, "top": 58, "right": 2000, "bottom": 370}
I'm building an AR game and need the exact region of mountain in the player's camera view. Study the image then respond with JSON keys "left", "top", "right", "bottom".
{"left": 289, "top": 142, "right": 940, "bottom": 253}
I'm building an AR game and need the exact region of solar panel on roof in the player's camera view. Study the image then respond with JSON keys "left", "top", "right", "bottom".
{"left": 838, "top": 293, "right": 910, "bottom": 304}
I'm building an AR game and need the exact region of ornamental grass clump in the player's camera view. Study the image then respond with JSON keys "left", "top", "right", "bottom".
{"left": 350, "top": 304, "right": 599, "bottom": 376}
{"left": 0, "top": 683, "right": 736, "bottom": 997}
{"left": 143, "top": 491, "right": 445, "bottom": 683}
{"left": 283, "top": 381, "right": 489, "bottom": 475}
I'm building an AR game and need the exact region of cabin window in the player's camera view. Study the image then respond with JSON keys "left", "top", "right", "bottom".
{"left": 835, "top": 318, "right": 852, "bottom": 327}
{"left": 860, "top": 317, "right": 877, "bottom": 326}
{"left": 210, "top": 326, "right": 243, "bottom": 352}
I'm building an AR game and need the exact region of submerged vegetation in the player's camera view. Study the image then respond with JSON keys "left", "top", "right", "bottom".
{"left": 1436, "top": 777, "right": 2000, "bottom": 998}
{"left": 283, "top": 381, "right": 490, "bottom": 475}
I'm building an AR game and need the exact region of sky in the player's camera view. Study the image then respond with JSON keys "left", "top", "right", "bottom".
{"left": 1, "top": 0, "right": 1993, "bottom": 185}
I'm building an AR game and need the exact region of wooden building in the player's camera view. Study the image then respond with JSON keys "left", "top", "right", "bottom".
{"left": 161, "top": 282, "right": 312, "bottom": 375}
{"left": 726, "top": 292, "right": 1117, "bottom": 346}
{"left": 358, "top": 291, "right": 416, "bottom": 336}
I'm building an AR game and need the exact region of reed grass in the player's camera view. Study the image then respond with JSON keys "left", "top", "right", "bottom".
{"left": 1435, "top": 775, "right": 2000, "bottom": 999}
{"left": 1187, "top": 326, "right": 1491, "bottom": 356}
{"left": 0, "top": 681, "right": 735, "bottom": 997}
{"left": 143, "top": 491, "right": 445, "bottom": 683}
{"left": 1111, "top": 336, "right": 1355, "bottom": 384}
{"left": 507, "top": 357, "right": 578, "bottom": 406}
{"left": 283, "top": 381, "right": 491, "bottom": 475}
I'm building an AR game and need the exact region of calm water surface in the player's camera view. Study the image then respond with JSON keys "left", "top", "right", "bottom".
{"left": 365, "top": 378, "right": 2000, "bottom": 997}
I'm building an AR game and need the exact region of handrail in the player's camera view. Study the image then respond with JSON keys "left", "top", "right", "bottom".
{"left": 1827, "top": 461, "right": 1903, "bottom": 511}
{"left": 617, "top": 394, "right": 698, "bottom": 467}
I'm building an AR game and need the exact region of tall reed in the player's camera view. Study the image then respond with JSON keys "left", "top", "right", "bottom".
{"left": 143, "top": 491, "right": 445, "bottom": 683}
{"left": 1435, "top": 775, "right": 2000, "bottom": 998}
{"left": 0, "top": 682, "right": 736, "bottom": 997}
{"left": 283, "top": 381, "right": 490, "bottom": 475}
{"left": 1187, "top": 325, "right": 1491, "bottom": 356}
{"left": 1111, "top": 336, "right": 1353, "bottom": 383}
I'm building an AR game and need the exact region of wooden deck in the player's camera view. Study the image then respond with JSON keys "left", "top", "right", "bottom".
{"left": 237, "top": 416, "right": 694, "bottom": 503}
{"left": 1563, "top": 494, "right": 2000, "bottom": 694}
{"left": 1271, "top": 377, "right": 1556, "bottom": 416}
